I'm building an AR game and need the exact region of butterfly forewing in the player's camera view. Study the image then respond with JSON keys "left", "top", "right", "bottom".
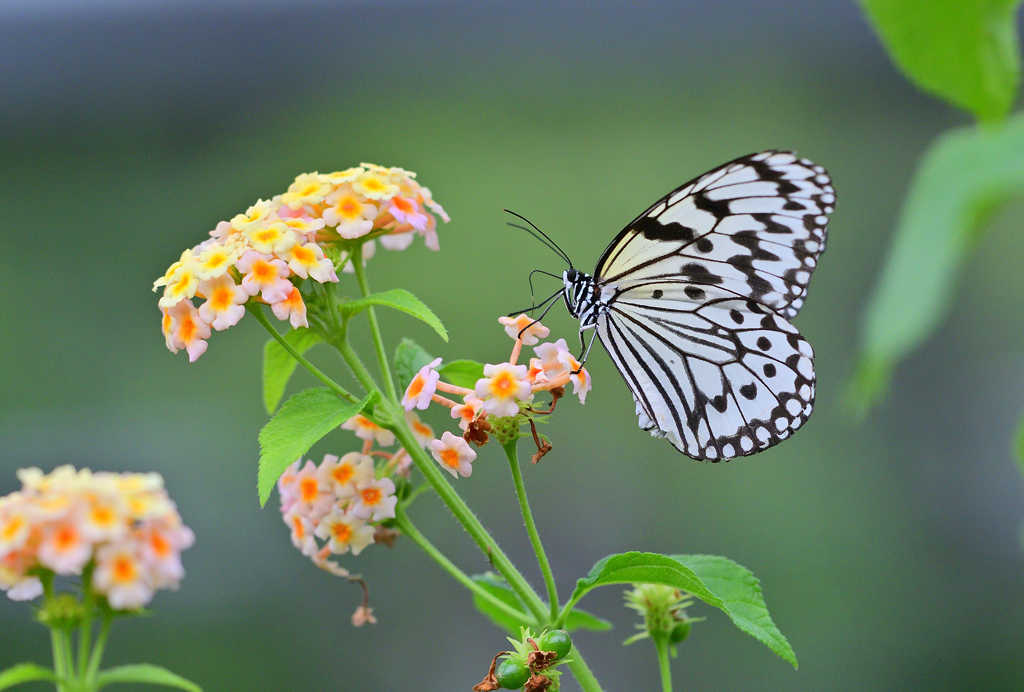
{"left": 592, "top": 151, "right": 831, "bottom": 460}
{"left": 596, "top": 151, "right": 833, "bottom": 320}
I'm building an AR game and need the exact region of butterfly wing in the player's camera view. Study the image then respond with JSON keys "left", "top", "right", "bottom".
{"left": 597, "top": 295, "right": 814, "bottom": 460}
{"left": 592, "top": 151, "right": 832, "bottom": 459}
{"left": 596, "top": 151, "right": 833, "bottom": 320}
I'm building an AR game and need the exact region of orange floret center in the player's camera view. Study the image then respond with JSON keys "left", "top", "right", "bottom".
{"left": 299, "top": 477, "right": 320, "bottom": 502}
{"left": 2, "top": 516, "right": 25, "bottom": 541}
{"left": 179, "top": 315, "right": 197, "bottom": 342}
{"left": 90, "top": 505, "right": 116, "bottom": 527}
{"left": 332, "top": 464, "right": 354, "bottom": 485}
{"left": 150, "top": 532, "right": 171, "bottom": 558}
{"left": 112, "top": 555, "right": 137, "bottom": 583}
{"left": 332, "top": 523, "right": 352, "bottom": 542}
{"left": 392, "top": 197, "right": 413, "bottom": 213}
{"left": 54, "top": 526, "right": 78, "bottom": 550}
{"left": 361, "top": 487, "right": 382, "bottom": 506}
{"left": 407, "top": 375, "right": 425, "bottom": 399}
{"left": 439, "top": 448, "right": 460, "bottom": 469}
{"left": 211, "top": 286, "right": 234, "bottom": 310}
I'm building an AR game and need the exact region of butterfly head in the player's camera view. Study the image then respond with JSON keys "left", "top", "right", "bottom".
{"left": 562, "top": 268, "right": 595, "bottom": 321}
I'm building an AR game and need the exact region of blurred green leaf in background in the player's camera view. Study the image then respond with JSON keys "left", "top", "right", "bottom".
{"left": 850, "top": 114, "right": 1024, "bottom": 412}
{"left": 860, "top": 0, "right": 1022, "bottom": 122}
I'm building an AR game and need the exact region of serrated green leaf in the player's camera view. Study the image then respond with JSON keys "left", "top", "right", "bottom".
{"left": 568, "top": 552, "right": 796, "bottom": 668}
{"left": 394, "top": 339, "right": 436, "bottom": 392}
{"left": 471, "top": 573, "right": 611, "bottom": 635}
{"left": 262, "top": 328, "right": 323, "bottom": 414}
{"left": 341, "top": 288, "right": 448, "bottom": 341}
{"left": 860, "top": 0, "right": 1022, "bottom": 122}
{"left": 852, "top": 115, "right": 1024, "bottom": 412}
{"left": 257, "top": 388, "right": 378, "bottom": 506}
{"left": 670, "top": 554, "right": 796, "bottom": 669}
{"left": 95, "top": 664, "right": 202, "bottom": 691}
{"left": 0, "top": 663, "right": 58, "bottom": 690}
{"left": 438, "top": 360, "right": 486, "bottom": 390}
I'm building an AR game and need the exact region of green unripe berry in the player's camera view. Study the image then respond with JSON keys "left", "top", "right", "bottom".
{"left": 669, "top": 620, "right": 691, "bottom": 644}
{"left": 538, "top": 629, "right": 572, "bottom": 660}
{"left": 495, "top": 659, "right": 531, "bottom": 689}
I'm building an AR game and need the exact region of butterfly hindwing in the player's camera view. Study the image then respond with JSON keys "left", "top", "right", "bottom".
{"left": 597, "top": 296, "right": 815, "bottom": 460}
{"left": 589, "top": 150, "right": 830, "bottom": 460}
{"left": 595, "top": 151, "right": 833, "bottom": 320}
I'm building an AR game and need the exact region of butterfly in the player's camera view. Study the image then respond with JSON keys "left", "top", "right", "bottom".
{"left": 512, "top": 151, "right": 833, "bottom": 461}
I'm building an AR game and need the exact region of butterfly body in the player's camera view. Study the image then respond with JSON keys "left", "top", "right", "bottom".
{"left": 559, "top": 151, "right": 833, "bottom": 461}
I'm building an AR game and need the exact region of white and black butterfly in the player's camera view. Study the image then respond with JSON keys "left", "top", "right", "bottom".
{"left": 513, "top": 151, "right": 833, "bottom": 461}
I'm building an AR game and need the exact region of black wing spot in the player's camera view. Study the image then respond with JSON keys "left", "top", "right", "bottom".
{"left": 783, "top": 200, "right": 804, "bottom": 211}
{"left": 763, "top": 363, "right": 777, "bottom": 378}
{"left": 652, "top": 289, "right": 663, "bottom": 299}
{"left": 680, "top": 263, "right": 723, "bottom": 285}
{"left": 760, "top": 315, "right": 777, "bottom": 329}
{"left": 739, "top": 383, "right": 758, "bottom": 400}
{"left": 684, "top": 286, "right": 705, "bottom": 300}
{"left": 634, "top": 216, "right": 696, "bottom": 242}
{"left": 695, "top": 237, "right": 714, "bottom": 253}
{"left": 711, "top": 395, "right": 728, "bottom": 413}
{"left": 729, "top": 309, "right": 744, "bottom": 324}
{"left": 757, "top": 336, "right": 771, "bottom": 351}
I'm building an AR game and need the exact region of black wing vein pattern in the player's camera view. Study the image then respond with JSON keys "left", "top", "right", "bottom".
{"left": 593, "top": 151, "right": 833, "bottom": 460}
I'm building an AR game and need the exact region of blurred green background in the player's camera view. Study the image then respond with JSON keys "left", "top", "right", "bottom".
{"left": 2, "top": 1, "right": 1023, "bottom": 690}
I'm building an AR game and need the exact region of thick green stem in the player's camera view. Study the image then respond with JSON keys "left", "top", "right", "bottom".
{"left": 388, "top": 410, "right": 547, "bottom": 622}
{"left": 76, "top": 567, "right": 94, "bottom": 679}
{"left": 333, "top": 336, "right": 382, "bottom": 397}
{"left": 502, "top": 440, "right": 559, "bottom": 622}
{"left": 567, "top": 645, "right": 606, "bottom": 692}
{"left": 351, "top": 244, "right": 399, "bottom": 403}
{"left": 394, "top": 507, "right": 536, "bottom": 626}
{"left": 655, "top": 636, "right": 674, "bottom": 692}
{"left": 50, "top": 628, "right": 68, "bottom": 692}
{"left": 247, "top": 304, "right": 358, "bottom": 404}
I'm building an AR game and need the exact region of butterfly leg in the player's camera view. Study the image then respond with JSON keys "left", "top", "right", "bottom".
{"left": 572, "top": 325, "right": 598, "bottom": 374}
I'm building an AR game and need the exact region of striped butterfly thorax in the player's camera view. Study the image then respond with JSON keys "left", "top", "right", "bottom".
{"left": 564, "top": 151, "right": 833, "bottom": 461}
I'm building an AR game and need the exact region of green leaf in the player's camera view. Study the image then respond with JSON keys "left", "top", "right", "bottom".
{"left": 851, "top": 115, "right": 1024, "bottom": 412}
{"left": 95, "top": 664, "right": 202, "bottom": 691}
{"left": 563, "top": 608, "right": 614, "bottom": 633}
{"left": 859, "top": 0, "right": 1022, "bottom": 122}
{"left": 393, "top": 338, "right": 436, "bottom": 392}
{"left": 0, "top": 663, "right": 58, "bottom": 690}
{"left": 262, "top": 328, "right": 323, "bottom": 414}
{"left": 341, "top": 288, "right": 448, "bottom": 342}
{"left": 257, "top": 388, "right": 378, "bottom": 506}
{"left": 670, "top": 554, "right": 797, "bottom": 669}
{"left": 437, "top": 360, "right": 486, "bottom": 390}
{"left": 569, "top": 552, "right": 796, "bottom": 668}
{"left": 471, "top": 573, "right": 611, "bottom": 635}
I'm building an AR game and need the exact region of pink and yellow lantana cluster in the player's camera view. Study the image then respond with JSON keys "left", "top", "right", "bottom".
{"left": 0, "top": 466, "right": 194, "bottom": 610}
{"left": 155, "top": 164, "right": 448, "bottom": 361}
{"left": 276, "top": 409, "right": 433, "bottom": 578}
{"left": 401, "top": 315, "right": 592, "bottom": 475}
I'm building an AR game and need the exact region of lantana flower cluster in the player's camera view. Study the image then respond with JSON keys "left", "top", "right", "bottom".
{"left": 154, "top": 164, "right": 448, "bottom": 361}
{"left": 0, "top": 466, "right": 194, "bottom": 610}
{"left": 401, "top": 315, "right": 592, "bottom": 470}
{"left": 277, "top": 410, "right": 436, "bottom": 625}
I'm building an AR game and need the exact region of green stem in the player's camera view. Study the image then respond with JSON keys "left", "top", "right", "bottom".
{"left": 655, "top": 636, "right": 673, "bottom": 692}
{"left": 247, "top": 304, "right": 358, "bottom": 404}
{"left": 76, "top": 567, "right": 94, "bottom": 679}
{"left": 394, "top": 507, "right": 536, "bottom": 626}
{"left": 567, "top": 645, "right": 606, "bottom": 692}
{"left": 333, "top": 337, "right": 382, "bottom": 396}
{"left": 84, "top": 615, "right": 111, "bottom": 684}
{"left": 388, "top": 409, "right": 547, "bottom": 622}
{"left": 351, "top": 243, "right": 399, "bottom": 403}
{"left": 50, "top": 627, "right": 67, "bottom": 692}
{"left": 502, "top": 439, "right": 559, "bottom": 622}
{"left": 60, "top": 631, "right": 76, "bottom": 689}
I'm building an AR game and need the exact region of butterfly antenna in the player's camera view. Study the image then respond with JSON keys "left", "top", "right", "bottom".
{"left": 504, "top": 210, "right": 573, "bottom": 267}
